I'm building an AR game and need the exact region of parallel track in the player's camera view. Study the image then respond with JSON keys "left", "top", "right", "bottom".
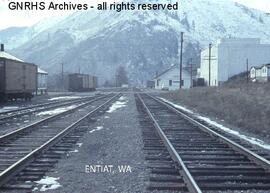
{"left": 0, "top": 93, "right": 120, "bottom": 188}
{"left": 0, "top": 95, "right": 99, "bottom": 123}
{"left": 136, "top": 93, "right": 270, "bottom": 192}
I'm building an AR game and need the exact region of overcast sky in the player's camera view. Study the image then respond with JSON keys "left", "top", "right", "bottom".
{"left": 0, "top": 0, "right": 269, "bottom": 30}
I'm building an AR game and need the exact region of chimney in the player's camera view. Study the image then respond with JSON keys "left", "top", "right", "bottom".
{"left": 0, "top": 44, "right": 4, "bottom": 52}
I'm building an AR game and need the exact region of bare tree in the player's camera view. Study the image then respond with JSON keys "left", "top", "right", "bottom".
{"left": 103, "top": 80, "right": 114, "bottom": 87}
{"left": 115, "top": 66, "right": 128, "bottom": 87}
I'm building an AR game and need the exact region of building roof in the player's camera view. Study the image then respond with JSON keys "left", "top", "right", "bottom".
{"left": 251, "top": 63, "right": 270, "bottom": 70}
{"left": 38, "top": 68, "right": 48, "bottom": 74}
{"left": 154, "top": 65, "right": 191, "bottom": 79}
{"left": 155, "top": 65, "right": 177, "bottom": 79}
{"left": 218, "top": 38, "right": 260, "bottom": 44}
{"left": 0, "top": 51, "right": 24, "bottom": 62}
{"left": 251, "top": 66, "right": 261, "bottom": 70}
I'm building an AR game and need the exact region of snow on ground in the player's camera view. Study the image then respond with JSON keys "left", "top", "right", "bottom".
{"left": 37, "top": 105, "right": 77, "bottom": 116}
{"left": 76, "top": 142, "right": 83, "bottom": 147}
{"left": 48, "top": 96, "right": 81, "bottom": 101}
{"left": 34, "top": 176, "right": 62, "bottom": 191}
{"left": 160, "top": 98, "right": 193, "bottom": 114}
{"left": 106, "top": 96, "right": 128, "bottom": 113}
{"left": 160, "top": 97, "right": 270, "bottom": 150}
{"left": 89, "top": 126, "right": 104, "bottom": 133}
{"left": 69, "top": 149, "right": 79, "bottom": 153}
{"left": 0, "top": 106, "right": 19, "bottom": 113}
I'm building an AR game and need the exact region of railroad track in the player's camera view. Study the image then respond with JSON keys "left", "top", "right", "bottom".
{"left": 0, "top": 95, "right": 99, "bottom": 122}
{"left": 0, "top": 93, "right": 120, "bottom": 190}
{"left": 136, "top": 93, "right": 270, "bottom": 192}
{"left": 0, "top": 95, "right": 105, "bottom": 136}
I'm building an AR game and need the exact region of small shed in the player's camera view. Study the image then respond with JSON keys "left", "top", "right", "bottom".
{"left": 37, "top": 68, "right": 48, "bottom": 94}
{"left": 154, "top": 65, "right": 192, "bottom": 90}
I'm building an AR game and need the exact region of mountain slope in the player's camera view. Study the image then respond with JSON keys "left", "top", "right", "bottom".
{"left": 1, "top": 0, "right": 270, "bottom": 84}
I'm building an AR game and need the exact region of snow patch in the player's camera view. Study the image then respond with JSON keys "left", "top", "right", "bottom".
{"left": 89, "top": 126, "right": 104, "bottom": 133}
{"left": 160, "top": 97, "right": 270, "bottom": 150}
{"left": 37, "top": 105, "right": 76, "bottom": 116}
{"left": 198, "top": 115, "right": 270, "bottom": 150}
{"left": 0, "top": 106, "right": 19, "bottom": 113}
{"left": 153, "top": 25, "right": 168, "bottom": 32}
{"left": 48, "top": 96, "right": 81, "bottom": 101}
{"left": 106, "top": 96, "right": 128, "bottom": 113}
{"left": 76, "top": 142, "right": 83, "bottom": 147}
{"left": 160, "top": 98, "right": 193, "bottom": 114}
{"left": 69, "top": 149, "right": 79, "bottom": 153}
{"left": 34, "top": 176, "right": 62, "bottom": 191}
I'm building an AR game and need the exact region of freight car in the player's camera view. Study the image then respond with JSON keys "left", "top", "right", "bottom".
{"left": 0, "top": 44, "right": 37, "bottom": 101}
{"left": 68, "top": 73, "right": 97, "bottom": 92}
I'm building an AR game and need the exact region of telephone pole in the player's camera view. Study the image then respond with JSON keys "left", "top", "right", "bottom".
{"left": 61, "top": 62, "right": 64, "bottom": 91}
{"left": 246, "top": 58, "right": 249, "bottom": 83}
{"left": 208, "top": 43, "right": 212, "bottom": 86}
{"left": 179, "top": 32, "right": 184, "bottom": 89}
{"left": 190, "top": 58, "right": 193, "bottom": 88}
{"left": 246, "top": 58, "right": 249, "bottom": 92}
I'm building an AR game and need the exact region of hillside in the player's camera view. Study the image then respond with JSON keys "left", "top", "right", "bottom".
{"left": 1, "top": 0, "right": 270, "bottom": 84}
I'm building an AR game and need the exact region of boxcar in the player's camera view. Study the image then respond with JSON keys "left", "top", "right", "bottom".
{"left": 68, "top": 73, "right": 97, "bottom": 92}
{"left": 0, "top": 57, "right": 37, "bottom": 101}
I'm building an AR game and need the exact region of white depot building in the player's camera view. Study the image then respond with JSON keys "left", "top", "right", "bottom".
{"left": 199, "top": 38, "right": 270, "bottom": 86}
{"left": 154, "top": 65, "right": 192, "bottom": 90}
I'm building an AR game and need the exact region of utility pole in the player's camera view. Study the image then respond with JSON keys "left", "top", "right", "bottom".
{"left": 246, "top": 58, "right": 249, "bottom": 83}
{"left": 179, "top": 32, "right": 184, "bottom": 89}
{"left": 61, "top": 62, "right": 64, "bottom": 91}
{"left": 190, "top": 58, "right": 193, "bottom": 88}
{"left": 203, "top": 45, "right": 216, "bottom": 87}
{"left": 208, "top": 43, "right": 212, "bottom": 87}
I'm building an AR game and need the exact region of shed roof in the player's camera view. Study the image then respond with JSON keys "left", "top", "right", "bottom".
{"left": 154, "top": 65, "right": 191, "bottom": 79}
{"left": 0, "top": 51, "right": 24, "bottom": 62}
{"left": 155, "top": 65, "right": 176, "bottom": 79}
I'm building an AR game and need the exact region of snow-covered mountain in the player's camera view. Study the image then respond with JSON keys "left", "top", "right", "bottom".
{"left": 1, "top": 0, "right": 270, "bottom": 84}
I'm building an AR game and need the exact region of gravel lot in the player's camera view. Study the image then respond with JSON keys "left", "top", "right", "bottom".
{"left": 32, "top": 93, "right": 148, "bottom": 193}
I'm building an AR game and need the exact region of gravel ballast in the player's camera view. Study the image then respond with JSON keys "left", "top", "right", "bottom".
{"left": 32, "top": 93, "right": 148, "bottom": 193}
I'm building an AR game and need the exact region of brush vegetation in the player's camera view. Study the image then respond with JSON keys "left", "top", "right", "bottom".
{"left": 159, "top": 77, "right": 270, "bottom": 137}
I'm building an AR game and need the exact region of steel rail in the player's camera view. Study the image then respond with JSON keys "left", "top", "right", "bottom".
{"left": 0, "top": 95, "right": 93, "bottom": 115}
{"left": 0, "top": 96, "right": 97, "bottom": 122}
{"left": 0, "top": 93, "right": 121, "bottom": 187}
{"left": 148, "top": 94, "right": 270, "bottom": 171}
{"left": 0, "top": 94, "right": 112, "bottom": 142}
{"left": 137, "top": 94, "right": 202, "bottom": 193}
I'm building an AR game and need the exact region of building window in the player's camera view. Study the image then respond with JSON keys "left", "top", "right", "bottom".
{"left": 169, "top": 80, "right": 172, "bottom": 86}
{"left": 157, "top": 79, "right": 160, "bottom": 86}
